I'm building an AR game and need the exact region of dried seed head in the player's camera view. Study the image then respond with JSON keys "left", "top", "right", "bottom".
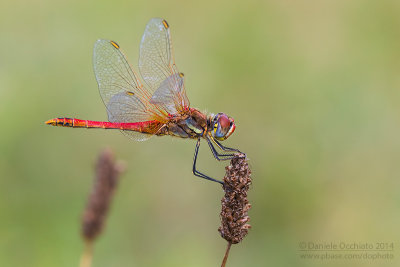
{"left": 81, "top": 148, "right": 124, "bottom": 242}
{"left": 218, "top": 153, "right": 252, "bottom": 244}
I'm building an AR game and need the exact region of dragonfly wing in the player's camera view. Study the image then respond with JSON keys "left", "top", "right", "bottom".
{"left": 93, "top": 40, "right": 165, "bottom": 141}
{"left": 139, "top": 18, "right": 190, "bottom": 113}
{"left": 94, "top": 40, "right": 148, "bottom": 111}
{"left": 107, "top": 92, "right": 163, "bottom": 141}
{"left": 150, "top": 73, "right": 184, "bottom": 114}
{"left": 107, "top": 92, "right": 149, "bottom": 122}
{"left": 120, "top": 130, "right": 154, "bottom": 141}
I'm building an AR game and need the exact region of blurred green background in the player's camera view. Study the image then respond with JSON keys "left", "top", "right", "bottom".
{"left": 1, "top": 0, "right": 400, "bottom": 266}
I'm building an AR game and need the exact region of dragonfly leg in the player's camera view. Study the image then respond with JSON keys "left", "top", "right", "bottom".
{"left": 212, "top": 138, "right": 242, "bottom": 153}
{"left": 206, "top": 137, "right": 235, "bottom": 161}
{"left": 192, "top": 138, "right": 223, "bottom": 185}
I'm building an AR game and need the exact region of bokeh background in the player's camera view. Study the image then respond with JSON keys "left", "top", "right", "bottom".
{"left": 1, "top": 0, "right": 400, "bottom": 266}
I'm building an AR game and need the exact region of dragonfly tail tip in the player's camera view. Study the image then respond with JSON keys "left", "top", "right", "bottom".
{"left": 45, "top": 119, "right": 56, "bottom": 126}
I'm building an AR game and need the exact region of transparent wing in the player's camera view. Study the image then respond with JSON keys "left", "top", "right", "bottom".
{"left": 94, "top": 40, "right": 148, "bottom": 113}
{"left": 139, "top": 18, "right": 190, "bottom": 113}
{"left": 93, "top": 40, "right": 165, "bottom": 141}
{"left": 150, "top": 73, "right": 185, "bottom": 115}
{"left": 107, "top": 92, "right": 149, "bottom": 122}
{"left": 107, "top": 92, "right": 162, "bottom": 141}
{"left": 120, "top": 129, "right": 154, "bottom": 141}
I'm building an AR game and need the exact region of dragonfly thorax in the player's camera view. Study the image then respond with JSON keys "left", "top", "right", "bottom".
{"left": 158, "top": 108, "right": 209, "bottom": 139}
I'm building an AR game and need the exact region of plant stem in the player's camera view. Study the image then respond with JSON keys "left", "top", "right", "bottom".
{"left": 221, "top": 242, "right": 232, "bottom": 267}
{"left": 80, "top": 240, "right": 93, "bottom": 267}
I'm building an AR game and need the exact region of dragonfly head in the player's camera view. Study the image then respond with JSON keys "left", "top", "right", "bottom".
{"left": 211, "top": 113, "right": 236, "bottom": 141}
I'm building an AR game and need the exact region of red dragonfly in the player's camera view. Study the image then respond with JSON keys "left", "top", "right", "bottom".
{"left": 46, "top": 18, "right": 239, "bottom": 184}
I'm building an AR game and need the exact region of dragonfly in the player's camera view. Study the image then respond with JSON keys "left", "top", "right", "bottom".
{"left": 46, "top": 18, "right": 240, "bottom": 184}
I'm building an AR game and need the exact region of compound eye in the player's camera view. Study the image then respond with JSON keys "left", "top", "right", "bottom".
{"left": 218, "top": 114, "right": 230, "bottom": 129}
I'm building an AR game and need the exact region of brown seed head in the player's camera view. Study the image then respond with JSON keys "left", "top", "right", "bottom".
{"left": 218, "top": 153, "right": 252, "bottom": 244}
{"left": 81, "top": 148, "right": 125, "bottom": 242}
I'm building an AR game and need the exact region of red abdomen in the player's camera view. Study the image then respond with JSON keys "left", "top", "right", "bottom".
{"left": 45, "top": 117, "right": 162, "bottom": 134}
